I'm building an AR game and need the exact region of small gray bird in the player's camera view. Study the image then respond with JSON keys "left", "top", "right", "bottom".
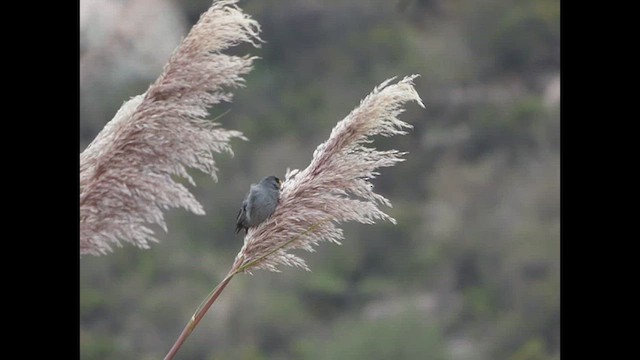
{"left": 235, "top": 175, "right": 282, "bottom": 234}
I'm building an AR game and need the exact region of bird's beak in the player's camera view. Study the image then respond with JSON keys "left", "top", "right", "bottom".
{"left": 277, "top": 178, "right": 283, "bottom": 188}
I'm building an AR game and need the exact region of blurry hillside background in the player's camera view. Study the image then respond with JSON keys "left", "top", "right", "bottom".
{"left": 80, "top": 0, "right": 560, "bottom": 359}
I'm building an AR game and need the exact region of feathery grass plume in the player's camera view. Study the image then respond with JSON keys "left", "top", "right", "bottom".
{"left": 80, "top": 0, "right": 262, "bottom": 256}
{"left": 232, "top": 75, "right": 424, "bottom": 273}
{"left": 163, "top": 75, "right": 424, "bottom": 360}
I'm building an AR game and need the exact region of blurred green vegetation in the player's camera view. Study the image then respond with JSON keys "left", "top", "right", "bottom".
{"left": 80, "top": 0, "right": 559, "bottom": 359}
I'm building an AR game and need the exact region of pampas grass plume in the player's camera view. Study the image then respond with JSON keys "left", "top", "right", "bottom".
{"left": 80, "top": 0, "right": 261, "bottom": 256}
{"left": 231, "top": 75, "right": 424, "bottom": 273}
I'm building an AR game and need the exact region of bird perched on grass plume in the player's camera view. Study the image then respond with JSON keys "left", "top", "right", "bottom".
{"left": 235, "top": 176, "right": 282, "bottom": 234}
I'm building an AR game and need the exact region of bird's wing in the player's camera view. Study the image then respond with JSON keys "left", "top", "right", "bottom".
{"left": 235, "top": 200, "right": 248, "bottom": 233}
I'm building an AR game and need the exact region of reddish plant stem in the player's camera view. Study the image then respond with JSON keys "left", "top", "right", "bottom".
{"left": 163, "top": 221, "right": 327, "bottom": 359}
{"left": 163, "top": 273, "right": 235, "bottom": 360}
